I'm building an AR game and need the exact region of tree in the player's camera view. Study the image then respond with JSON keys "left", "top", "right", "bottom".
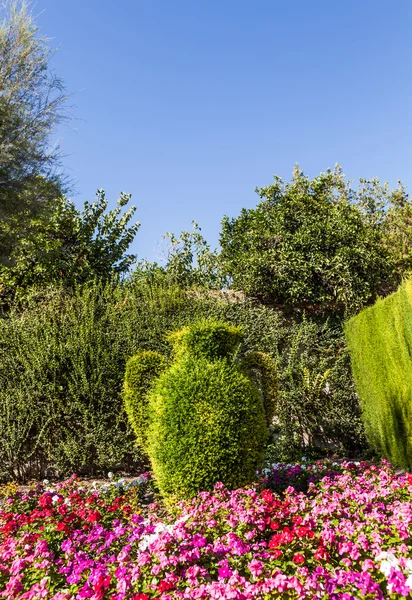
{"left": 0, "top": 189, "right": 140, "bottom": 305}
{"left": 0, "top": 0, "right": 69, "bottom": 263}
{"left": 219, "top": 165, "right": 393, "bottom": 311}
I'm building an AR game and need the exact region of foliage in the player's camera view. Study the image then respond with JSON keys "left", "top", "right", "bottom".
{"left": 0, "top": 279, "right": 365, "bottom": 481}
{"left": 380, "top": 185, "right": 412, "bottom": 288}
{"left": 276, "top": 315, "right": 366, "bottom": 456}
{"left": 242, "top": 351, "right": 279, "bottom": 427}
{"left": 0, "top": 0, "right": 69, "bottom": 262}
{"left": 167, "top": 318, "right": 243, "bottom": 360}
{"left": 0, "top": 189, "right": 140, "bottom": 305}
{"left": 142, "top": 320, "right": 270, "bottom": 499}
{"left": 134, "top": 221, "right": 228, "bottom": 289}
{"left": 219, "top": 165, "right": 393, "bottom": 310}
{"left": 1, "top": 463, "right": 412, "bottom": 598}
{"left": 0, "top": 283, "right": 140, "bottom": 480}
{"left": 345, "top": 279, "right": 412, "bottom": 469}
{"left": 0, "top": 280, "right": 203, "bottom": 480}
{"left": 124, "top": 351, "right": 167, "bottom": 451}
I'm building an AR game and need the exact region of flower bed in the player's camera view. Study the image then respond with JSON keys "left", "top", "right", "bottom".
{"left": 1, "top": 462, "right": 412, "bottom": 598}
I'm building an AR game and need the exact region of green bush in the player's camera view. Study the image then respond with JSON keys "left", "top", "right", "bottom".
{"left": 123, "top": 351, "right": 167, "bottom": 451}
{"left": 275, "top": 316, "right": 366, "bottom": 456}
{"left": 345, "top": 279, "right": 412, "bottom": 468}
{"left": 143, "top": 320, "right": 270, "bottom": 499}
{"left": 0, "top": 280, "right": 189, "bottom": 480}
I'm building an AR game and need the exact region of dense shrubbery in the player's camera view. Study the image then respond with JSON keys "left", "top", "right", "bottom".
{"left": 346, "top": 279, "right": 412, "bottom": 469}
{"left": 0, "top": 280, "right": 365, "bottom": 481}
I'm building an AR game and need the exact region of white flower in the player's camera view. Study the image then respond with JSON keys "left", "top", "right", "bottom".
{"left": 108, "top": 472, "right": 114, "bottom": 480}
{"left": 43, "top": 479, "right": 49, "bottom": 485}
{"left": 52, "top": 495, "right": 59, "bottom": 504}
{"left": 378, "top": 552, "right": 399, "bottom": 577}
{"left": 405, "top": 559, "right": 412, "bottom": 575}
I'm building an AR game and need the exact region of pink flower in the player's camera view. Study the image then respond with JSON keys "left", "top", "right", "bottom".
{"left": 248, "top": 559, "right": 264, "bottom": 577}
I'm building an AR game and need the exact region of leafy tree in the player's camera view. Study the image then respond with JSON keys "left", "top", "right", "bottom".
{"left": 0, "top": 189, "right": 140, "bottom": 304}
{"left": 220, "top": 165, "right": 392, "bottom": 311}
{"left": 0, "top": 0, "right": 69, "bottom": 263}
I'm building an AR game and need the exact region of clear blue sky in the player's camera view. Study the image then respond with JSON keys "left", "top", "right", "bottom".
{"left": 36, "top": 0, "right": 412, "bottom": 262}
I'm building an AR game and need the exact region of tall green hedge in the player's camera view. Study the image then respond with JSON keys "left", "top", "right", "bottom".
{"left": 345, "top": 279, "right": 412, "bottom": 468}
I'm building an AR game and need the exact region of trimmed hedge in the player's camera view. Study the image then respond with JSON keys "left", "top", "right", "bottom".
{"left": 345, "top": 279, "right": 412, "bottom": 468}
{"left": 123, "top": 351, "right": 167, "bottom": 451}
{"left": 144, "top": 320, "right": 270, "bottom": 499}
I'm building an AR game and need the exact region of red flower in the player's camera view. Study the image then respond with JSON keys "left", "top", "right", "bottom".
{"left": 269, "top": 533, "right": 284, "bottom": 548}
{"left": 87, "top": 510, "right": 101, "bottom": 523}
{"left": 261, "top": 489, "right": 273, "bottom": 503}
{"left": 292, "top": 553, "right": 305, "bottom": 564}
{"left": 314, "top": 546, "right": 330, "bottom": 562}
{"left": 270, "top": 521, "right": 280, "bottom": 530}
{"left": 132, "top": 595, "right": 149, "bottom": 600}
{"left": 56, "top": 522, "right": 70, "bottom": 534}
{"left": 157, "top": 580, "right": 175, "bottom": 593}
{"left": 272, "top": 548, "right": 282, "bottom": 559}
{"left": 281, "top": 526, "right": 294, "bottom": 543}
{"left": 295, "top": 526, "right": 313, "bottom": 538}
{"left": 38, "top": 494, "right": 52, "bottom": 508}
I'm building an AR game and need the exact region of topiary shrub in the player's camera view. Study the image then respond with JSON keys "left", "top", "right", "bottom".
{"left": 345, "top": 279, "right": 412, "bottom": 468}
{"left": 123, "top": 351, "right": 167, "bottom": 451}
{"left": 124, "top": 319, "right": 277, "bottom": 499}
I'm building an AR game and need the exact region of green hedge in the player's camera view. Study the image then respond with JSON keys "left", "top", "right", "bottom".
{"left": 123, "top": 351, "right": 167, "bottom": 451}
{"left": 145, "top": 321, "right": 268, "bottom": 499}
{"left": 345, "top": 279, "right": 412, "bottom": 468}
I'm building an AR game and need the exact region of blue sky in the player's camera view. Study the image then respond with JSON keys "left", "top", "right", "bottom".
{"left": 36, "top": 0, "right": 412, "bottom": 262}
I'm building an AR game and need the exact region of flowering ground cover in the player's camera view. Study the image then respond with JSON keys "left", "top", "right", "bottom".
{"left": 1, "top": 461, "right": 412, "bottom": 599}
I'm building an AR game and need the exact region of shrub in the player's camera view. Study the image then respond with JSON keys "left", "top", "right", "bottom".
{"left": 0, "top": 280, "right": 188, "bottom": 480}
{"left": 345, "top": 279, "right": 412, "bottom": 468}
{"left": 123, "top": 351, "right": 167, "bottom": 451}
{"left": 141, "top": 320, "right": 272, "bottom": 499}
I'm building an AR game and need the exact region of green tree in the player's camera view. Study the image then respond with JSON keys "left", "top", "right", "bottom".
{"left": 0, "top": 189, "right": 140, "bottom": 304}
{"left": 220, "top": 165, "right": 392, "bottom": 311}
{"left": 0, "top": 0, "right": 69, "bottom": 264}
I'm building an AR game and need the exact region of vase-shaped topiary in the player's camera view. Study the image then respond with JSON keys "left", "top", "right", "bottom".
{"left": 124, "top": 319, "right": 278, "bottom": 499}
